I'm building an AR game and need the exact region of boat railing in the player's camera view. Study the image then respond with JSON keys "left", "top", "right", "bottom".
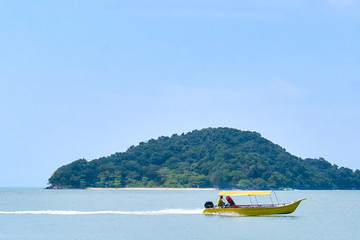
{"left": 221, "top": 203, "right": 289, "bottom": 209}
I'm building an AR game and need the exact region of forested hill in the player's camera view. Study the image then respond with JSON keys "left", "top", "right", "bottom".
{"left": 48, "top": 127, "right": 360, "bottom": 189}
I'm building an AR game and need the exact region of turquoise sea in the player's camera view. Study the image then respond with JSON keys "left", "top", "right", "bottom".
{"left": 0, "top": 188, "right": 359, "bottom": 240}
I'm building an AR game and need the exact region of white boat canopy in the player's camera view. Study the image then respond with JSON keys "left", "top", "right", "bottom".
{"left": 218, "top": 190, "right": 272, "bottom": 196}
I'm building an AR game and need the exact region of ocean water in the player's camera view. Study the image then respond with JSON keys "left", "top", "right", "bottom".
{"left": 0, "top": 188, "right": 359, "bottom": 240}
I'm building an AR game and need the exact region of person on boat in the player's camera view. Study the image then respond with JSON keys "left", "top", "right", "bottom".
{"left": 226, "top": 196, "right": 236, "bottom": 207}
{"left": 217, "top": 196, "right": 225, "bottom": 207}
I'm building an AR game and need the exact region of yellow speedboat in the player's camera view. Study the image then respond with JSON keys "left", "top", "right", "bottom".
{"left": 203, "top": 190, "right": 306, "bottom": 216}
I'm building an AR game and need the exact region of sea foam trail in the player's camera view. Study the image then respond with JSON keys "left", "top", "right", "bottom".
{"left": 0, "top": 209, "right": 203, "bottom": 215}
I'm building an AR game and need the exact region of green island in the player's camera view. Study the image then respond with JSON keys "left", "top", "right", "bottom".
{"left": 48, "top": 127, "right": 360, "bottom": 189}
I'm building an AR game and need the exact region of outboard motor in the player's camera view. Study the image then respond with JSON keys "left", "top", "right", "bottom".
{"left": 204, "top": 201, "right": 214, "bottom": 208}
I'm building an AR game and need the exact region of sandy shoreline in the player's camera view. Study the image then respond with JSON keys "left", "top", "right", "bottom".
{"left": 86, "top": 187, "right": 218, "bottom": 191}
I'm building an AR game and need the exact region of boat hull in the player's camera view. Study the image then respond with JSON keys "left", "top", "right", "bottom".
{"left": 203, "top": 198, "right": 306, "bottom": 216}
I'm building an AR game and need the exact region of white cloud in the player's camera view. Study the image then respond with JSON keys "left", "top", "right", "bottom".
{"left": 264, "top": 78, "right": 307, "bottom": 98}
{"left": 329, "top": 0, "right": 354, "bottom": 7}
{"left": 157, "top": 79, "right": 307, "bottom": 110}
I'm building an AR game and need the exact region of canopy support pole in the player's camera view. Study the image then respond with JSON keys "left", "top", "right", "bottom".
{"left": 248, "top": 196, "right": 253, "bottom": 205}
{"left": 274, "top": 191, "right": 279, "bottom": 204}
{"left": 255, "top": 196, "right": 259, "bottom": 205}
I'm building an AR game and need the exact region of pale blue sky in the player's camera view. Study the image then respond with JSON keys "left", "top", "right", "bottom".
{"left": 1, "top": 0, "right": 359, "bottom": 187}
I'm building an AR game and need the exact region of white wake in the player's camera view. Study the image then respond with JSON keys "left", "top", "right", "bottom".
{"left": 0, "top": 209, "right": 203, "bottom": 215}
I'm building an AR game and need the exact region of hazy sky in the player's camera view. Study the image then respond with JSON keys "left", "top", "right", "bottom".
{"left": 1, "top": 0, "right": 359, "bottom": 187}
